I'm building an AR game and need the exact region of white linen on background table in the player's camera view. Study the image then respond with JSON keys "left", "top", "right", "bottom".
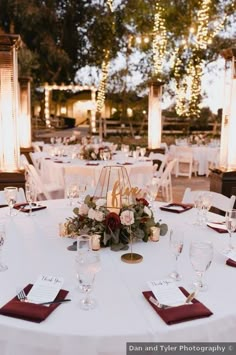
{"left": 0, "top": 200, "right": 235, "bottom": 355}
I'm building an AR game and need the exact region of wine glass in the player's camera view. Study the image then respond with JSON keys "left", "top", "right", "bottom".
{"left": 201, "top": 192, "right": 212, "bottom": 224}
{"left": 189, "top": 241, "right": 213, "bottom": 292}
{"left": 4, "top": 187, "right": 18, "bottom": 217}
{"left": 77, "top": 235, "right": 91, "bottom": 254}
{"left": 75, "top": 251, "right": 101, "bottom": 310}
{"left": 169, "top": 229, "right": 184, "bottom": 281}
{"left": 193, "top": 193, "right": 203, "bottom": 225}
{"left": 0, "top": 223, "right": 8, "bottom": 271}
{"left": 225, "top": 209, "right": 236, "bottom": 251}
{"left": 25, "top": 181, "right": 37, "bottom": 216}
{"left": 66, "top": 183, "right": 78, "bottom": 206}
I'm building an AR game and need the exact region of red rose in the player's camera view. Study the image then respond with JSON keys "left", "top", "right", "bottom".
{"left": 105, "top": 212, "right": 121, "bottom": 231}
{"left": 136, "top": 198, "right": 149, "bottom": 207}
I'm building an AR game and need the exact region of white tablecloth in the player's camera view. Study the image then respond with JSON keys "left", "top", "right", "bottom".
{"left": 0, "top": 200, "right": 235, "bottom": 355}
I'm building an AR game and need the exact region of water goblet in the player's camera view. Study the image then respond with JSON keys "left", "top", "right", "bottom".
{"left": 169, "top": 229, "right": 184, "bottom": 281}
{"left": 75, "top": 251, "right": 101, "bottom": 310}
{"left": 4, "top": 187, "right": 18, "bottom": 217}
{"left": 189, "top": 240, "right": 213, "bottom": 292}
{"left": 0, "top": 223, "right": 8, "bottom": 271}
{"left": 225, "top": 209, "right": 236, "bottom": 251}
{"left": 25, "top": 182, "right": 37, "bottom": 216}
{"left": 193, "top": 193, "right": 203, "bottom": 225}
{"left": 77, "top": 235, "right": 91, "bottom": 254}
{"left": 201, "top": 192, "right": 212, "bottom": 224}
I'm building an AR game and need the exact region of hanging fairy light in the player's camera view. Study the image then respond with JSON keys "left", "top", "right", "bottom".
{"left": 153, "top": 1, "right": 167, "bottom": 78}
{"left": 96, "top": 49, "right": 110, "bottom": 113}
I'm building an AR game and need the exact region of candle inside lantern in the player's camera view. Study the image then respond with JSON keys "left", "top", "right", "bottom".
{"left": 150, "top": 227, "right": 160, "bottom": 242}
{"left": 91, "top": 234, "right": 101, "bottom": 251}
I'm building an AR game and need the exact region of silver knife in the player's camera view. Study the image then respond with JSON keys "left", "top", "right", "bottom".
{"left": 38, "top": 299, "right": 71, "bottom": 305}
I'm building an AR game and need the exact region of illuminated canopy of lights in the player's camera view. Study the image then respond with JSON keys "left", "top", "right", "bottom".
{"left": 173, "top": 0, "right": 228, "bottom": 118}
{"left": 152, "top": 2, "right": 167, "bottom": 78}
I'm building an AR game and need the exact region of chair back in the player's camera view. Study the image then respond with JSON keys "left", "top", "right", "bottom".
{"left": 0, "top": 188, "right": 26, "bottom": 204}
{"left": 182, "top": 187, "right": 236, "bottom": 214}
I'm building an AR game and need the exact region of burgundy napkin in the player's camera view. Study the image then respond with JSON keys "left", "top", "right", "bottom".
{"left": 44, "top": 157, "right": 51, "bottom": 160}
{"left": 143, "top": 287, "right": 213, "bottom": 325}
{"left": 207, "top": 222, "right": 228, "bottom": 234}
{"left": 160, "top": 203, "right": 193, "bottom": 214}
{"left": 14, "top": 202, "right": 47, "bottom": 213}
{"left": 0, "top": 204, "right": 8, "bottom": 208}
{"left": 226, "top": 259, "right": 236, "bottom": 267}
{"left": 54, "top": 160, "right": 63, "bottom": 163}
{"left": 0, "top": 284, "right": 69, "bottom": 323}
{"left": 86, "top": 162, "right": 99, "bottom": 166}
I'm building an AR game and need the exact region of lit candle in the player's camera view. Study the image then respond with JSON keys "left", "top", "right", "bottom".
{"left": 91, "top": 234, "right": 101, "bottom": 251}
{"left": 150, "top": 227, "right": 160, "bottom": 242}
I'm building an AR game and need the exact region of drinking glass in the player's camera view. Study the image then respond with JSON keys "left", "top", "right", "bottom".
{"left": 201, "top": 192, "right": 212, "bottom": 224}
{"left": 169, "top": 229, "right": 184, "bottom": 281}
{"left": 225, "top": 209, "right": 236, "bottom": 251}
{"left": 0, "top": 223, "right": 8, "bottom": 271}
{"left": 75, "top": 251, "right": 101, "bottom": 310}
{"left": 66, "top": 183, "right": 78, "bottom": 206}
{"left": 25, "top": 182, "right": 37, "bottom": 216}
{"left": 193, "top": 193, "right": 203, "bottom": 225}
{"left": 77, "top": 235, "right": 91, "bottom": 254}
{"left": 189, "top": 241, "right": 213, "bottom": 292}
{"left": 4, "top": 187, "right": 18, "bottom": 217}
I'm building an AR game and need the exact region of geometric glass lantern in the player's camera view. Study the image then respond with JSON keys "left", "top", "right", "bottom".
{"left": 19, "top": 77, "right": 32, "bottom": 148}
{"left": 148, "top": 81, "right": 163, "bottom": 149}
{"left": 93, "top": 166, "right": 134, "bottom": 212}
{"left": 0, "top": 34, "right": 21, "bottom": 172}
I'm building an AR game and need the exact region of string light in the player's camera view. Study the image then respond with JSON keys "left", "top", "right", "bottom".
{"left": 153, "top": 1, "right": 167, "bottom": 78}
{"left": 96, "top": 0, "right": 114, "bottom": 114}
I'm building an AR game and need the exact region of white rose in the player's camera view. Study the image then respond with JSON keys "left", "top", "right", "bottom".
{"left": 94, "top": 210, "right": 105, "bottom": 222}
{"left": 120, "top": 210, "right": 134, "bottom": 226}
{"left": 144, "top": 206, "right": 152, "bottom": 217}
{"left": 88, "top": 208, "right": 96, "bottom": 220}
{"left": 79, "top": 203, "right": 89, "bottom": 216}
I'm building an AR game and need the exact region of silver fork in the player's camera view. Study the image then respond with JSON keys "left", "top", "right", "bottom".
{"left": 17, "top": 289, "right": 27, "bottom": 302}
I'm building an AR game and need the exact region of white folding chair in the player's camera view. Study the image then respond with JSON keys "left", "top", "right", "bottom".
{"left": 0, "top": 188, "right": 26, "bottom": 204}
{"left": 128, "top": 165, "right": 154, "bottom": 189}
{"left": 149, "top": 153, "right": 168, "bottom": 178}
{"left": 182, "top": 187, "right": 236, "bottom": 214}
{"left": 174, "top": 147, "right": 198, "bottom": 178}
{"left": 25, "top": 164, "right": 64, "bottom": 200}
{"left": 20, "top": 154, "right": 30, "bottom": 170}
{"left": 155, "top": 159, "right": 177, "bottom": 202}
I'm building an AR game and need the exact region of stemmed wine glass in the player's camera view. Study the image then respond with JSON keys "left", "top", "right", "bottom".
{"left": 193, "top": 193, "right": 203, "bottom": 225}
{"left": 0, "top": 223, "right": 8, "bottom": 271}
{"left": 4, "top": 187, "right": 18, "bottom": 217}
{"left": 25, "top": 182, "right": 37, "bottom": 216}
{"left": 75, "top": 250, "right": 101, "bottom": 310}
{"left": 225, "top": 209, "right": 236, "bottom": 251}
{"left": 189, "top": 240, "right": 213, "bottom": 292}
{"left": 201, "top": 192, "right": 212, "bottom": 224}
{"left": 169, "top": 229, "right": 184, "bottom": 281}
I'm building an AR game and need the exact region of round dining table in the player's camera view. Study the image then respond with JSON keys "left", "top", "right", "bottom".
{"left": 0, "top": 199, "right": 235, "bottom": 355}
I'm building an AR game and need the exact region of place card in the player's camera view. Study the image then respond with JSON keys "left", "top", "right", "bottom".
{"left": 147, "top": 279, "right": 186, "bottom": 307}
{"left": 27, "top": 275, "right": 64, "bottom": 304}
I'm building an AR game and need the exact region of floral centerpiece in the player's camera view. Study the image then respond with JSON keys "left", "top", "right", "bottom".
{"left": 65, "top": 195, "right": 168, "bottom": 251}
{"left": 81, "top": 145, "right": 111, "bottom": 160}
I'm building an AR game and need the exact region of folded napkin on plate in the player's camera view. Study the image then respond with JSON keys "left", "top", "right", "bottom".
{"left": 207, "top": 222, "right": 228, "bottom": 233}
{"left": 160, "top": 203, "right": 193, "bottom": 214}
{"left": 226, "top": 258, "right": 236, "bottom": 267}
{"left": 86, "top": 162, "right": 99, "bottom": 166}
{"left": 143, "top": 287, "right": 213, "bottom": 325}
{"left": 14, "top": 202, "right": 47, "bottom": 213}
{"left": 0, "top": 284, "right": 69, "bottom": 323}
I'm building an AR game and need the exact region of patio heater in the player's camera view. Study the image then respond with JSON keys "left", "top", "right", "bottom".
{"left": 209, "top": 48, "right": 236, "bottom": 204}
{"left": 148, "top": 80, "right": 164, "bottom": 153}
{"left": 0, "top": 34, "right": 25, "bottom": 189}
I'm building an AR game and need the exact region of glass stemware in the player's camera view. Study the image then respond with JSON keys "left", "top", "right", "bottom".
{"left": 169, "top": 229, "right": 184, "bottom": 281}
{"left": 4, "top": 187, "right": 18, "bottom": 217}
{"left": 193, "top": 193, "right": 203, "bottom": 225}
{"left": 25, "top": 182, "right": 37, "bottom": 216}
{"left": 75, "top": 251, "right": 101, "bottom": 310}
{"left": 0, "top": 223, "right": 8, "bottom": 271}
{"left": 225, "top": 209, "right": 236, "bottom": 251}
{"left": 201, "top": 192, "right": 212, "bottom": 224}
{"left": 189, "top": 240, "right": 213, "bottom": 292}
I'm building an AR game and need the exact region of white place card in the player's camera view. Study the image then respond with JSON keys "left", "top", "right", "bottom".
{"left": 27, "top": 275, "right": 64, "bottom": 304}
{"left": 165, "top": 205, "right": 184, "bottom": 211}
{"left": 147, "top": 279, "right": 186, "bottom": 307}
